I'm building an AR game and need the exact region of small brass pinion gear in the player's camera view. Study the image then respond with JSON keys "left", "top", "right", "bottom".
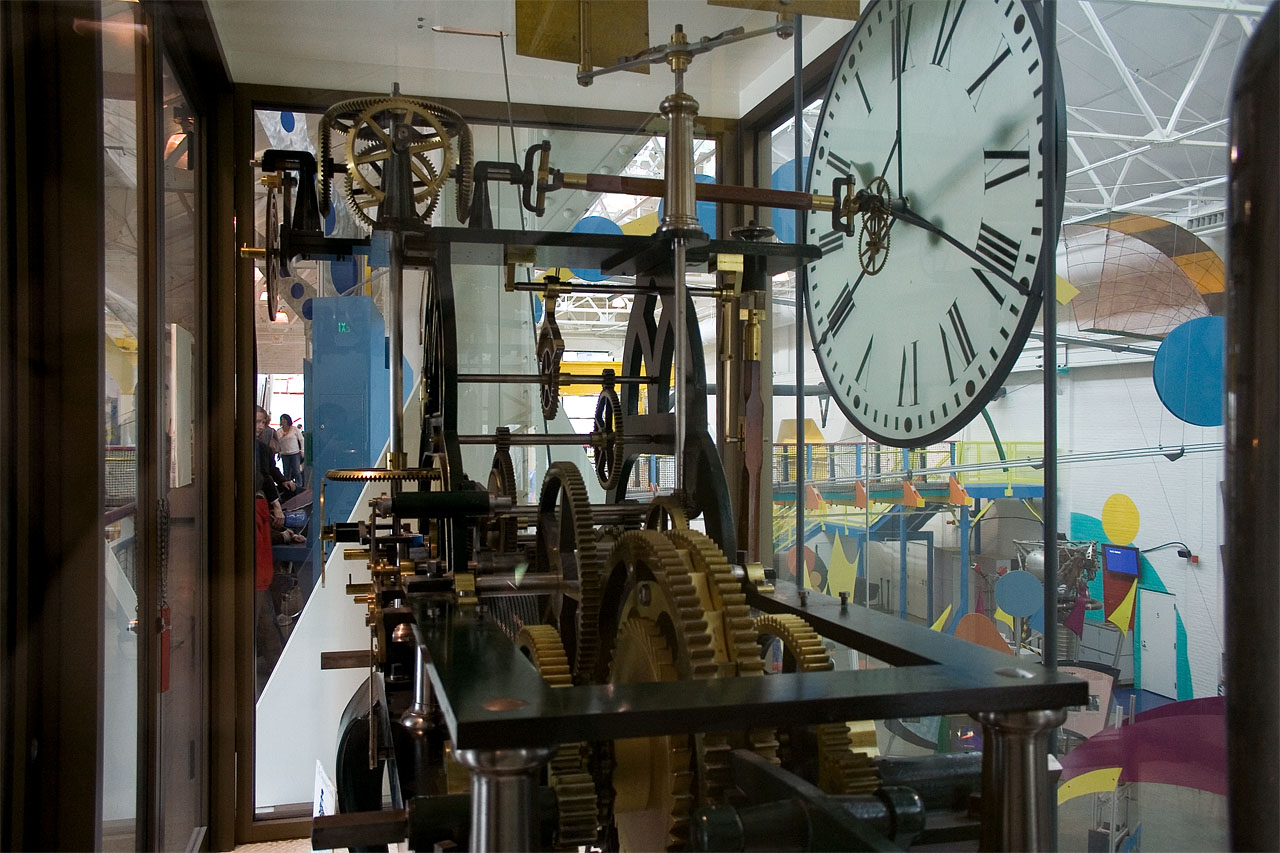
{"left": 754, "top": 613, "right": 881, "bottom": 796}
{"left": 515, "top": 625, "right": 599, "bottom": 850}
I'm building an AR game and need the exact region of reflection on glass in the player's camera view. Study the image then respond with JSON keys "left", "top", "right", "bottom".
{"left": 100, "top": 2, "right": 141, "bottom": 848}
{"left": 157, "top": 54, "right": 206, "bottom": 851}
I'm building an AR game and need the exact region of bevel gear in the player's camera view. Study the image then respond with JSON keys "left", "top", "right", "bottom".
{"left": 343, "top": 138, "right": 441, "bottom": 228}
{"left": 515, "top": 625, "right": 599, "bottom": 850}
{"left": 754, "top": 613, "right": 881, "bottom": 796}
{"left": 318, "top": 94, "right": 474, "bottom": 224}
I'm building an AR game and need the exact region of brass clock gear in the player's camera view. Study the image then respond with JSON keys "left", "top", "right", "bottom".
{"left": 343, "top": 138, "right": 441, "bottom": 228}
{"left": 754, "top": 613, "right": 881, "bottom": 796}
{"left": 515, "top": 625, "right": 599, "bottom": 851}
{"left": 643, "top": 496, "right": 689, "bottom": 532}
{"left": 858, "top": 176, "right": 893, "bottom": 275}
{"left": 317, "top": 94, "right": 474, "bottom": 225}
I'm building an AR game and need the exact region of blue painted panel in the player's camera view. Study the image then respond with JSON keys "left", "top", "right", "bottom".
{"left": 1153, "top": 315, "right": 1224, "bottom": 426}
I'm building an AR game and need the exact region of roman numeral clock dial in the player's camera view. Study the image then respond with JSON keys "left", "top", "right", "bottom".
{"left": 806, "top": 0, "right": 1064, "bottom": 447}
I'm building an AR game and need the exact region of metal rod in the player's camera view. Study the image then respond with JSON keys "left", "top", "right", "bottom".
{"left": 502, "top": 503, "right": 650, "bottom": 520}
{"left": 793, "top": 16, "right": 806, "bottom": 592}
{"left": 455, "top": 433, "right": 657, "bottom": 446}
{"left": 458, "top": 372, "right": 657, "bottom": 385}
{"left": 674, "top": 238, "right": 688, "bottom": 494}
{"left": 475, "top": 573, "right": 573, "bottom": 594}
{"left": 388, "top": 230, "right": 405, "bottom": 473}
{"left": 1041, "top": 0, "right": 1059, "bottom": 678}
{"left": 508, "top": 281, "right": 722, "bottom": 298}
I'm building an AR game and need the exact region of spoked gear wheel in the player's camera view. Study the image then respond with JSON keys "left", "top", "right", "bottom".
{"left": 343, "top": 138, "right": 440, "bottom": 228}
{"left": 592, "top": 387, "right": 625, "bottom": 490}
{"left": 754, "top": 614, "right": 881, "bottom": 796}
{"left": 318, "top": 94, "right": 474, "bottom": 224}
{"left": 515, "top": 625, "right": 599, "bottom": 851}
{"left": 534, "top": 462, "right": 603, "bottom": 684}
{"left": 858, "top": 175, "right": 893, "bottom": 275}
{"left": 537, "top": 308, "right": 565, "bottom": 420}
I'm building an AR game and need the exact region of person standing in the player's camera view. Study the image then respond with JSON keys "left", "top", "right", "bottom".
{"left": 277, "top": 413, "right": 304, "bottom": 487}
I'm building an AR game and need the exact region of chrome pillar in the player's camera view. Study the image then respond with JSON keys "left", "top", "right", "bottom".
{"left": 974, "top": 708, "right": 1066, "bottom": 851}
{"left": 454, "top": 746, "right": 554, "bottom": 852}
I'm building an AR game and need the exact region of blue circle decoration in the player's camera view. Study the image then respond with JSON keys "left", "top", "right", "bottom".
{"left": 324, "top": 205, "right": 336, "bottom": 236}
{"left": 301, "top": 298, "right": 313, "bottom": 321}
{"left": 1153, "top": 315, "right": 1225, "bottom": 426}
{"left": 656, "top": 173, "right": 718, "bottom": 236}
{"left": 569, "top": 216, "right": 625, "bottom": 282}
{"left": 290, "top": 281, "right": 305, "bottom": 299}
{"left": 532, "top": 294, "right": 545, "bottom": 324}
{"left": 995, "top": 570, "right": 1043, "bottom": 619}
{"left": 770, "top": 157, "right": 810, "bottom": 244}
{"left": 280, "top": 111, "right": 295, "bottom": 133}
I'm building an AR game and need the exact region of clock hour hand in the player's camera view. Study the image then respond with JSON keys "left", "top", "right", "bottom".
{"left": 875, "top": 197, "right": 1034, "bottom": 298}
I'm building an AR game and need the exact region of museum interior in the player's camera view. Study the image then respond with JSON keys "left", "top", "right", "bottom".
{"left": 2, "top": 0, "right": 1276, "bottom": 850}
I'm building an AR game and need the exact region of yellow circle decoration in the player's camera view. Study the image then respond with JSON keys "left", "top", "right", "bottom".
{"left": 1101, "top": 494, "right": 1140, "bottom": 545}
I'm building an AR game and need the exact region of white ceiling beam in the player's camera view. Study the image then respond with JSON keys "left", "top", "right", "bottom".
{"left": 1067, "top": 107, "right": 1202, "bottom": 191}
{"left": 1066, "top": 118, "right": 1229, "bottom": 177}
{"left": 1070, "top": 130, "right": 1225, "bottom": 147}
{"left": 1080, "top": 1, "right": 1164, "bottom": 135}
{"left": 1090, "top": 0, "right": 1266, "bottom": 15}
{"left": 1166, "top": 14, "right": 1228, "bottom": 134}
{"left": 1063, "top": 175, "right": 1226, "bottom": 222}
{"left": 1069, "top": 137, "right": 1114, "bottom": 203}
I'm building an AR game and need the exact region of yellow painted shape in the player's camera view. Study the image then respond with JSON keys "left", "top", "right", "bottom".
{"left": 1102, "top": 214, "right": 1168, "bottom": 235}
{"left": 621, "top": 211, "right": 660, "bottom": 236}
{"left": 776, "top": 418, "right": 827, "bottom": 443}
{"left": 1175, "top": 250, "right": 1226, "bottom": 293}
{"left": 1108, "top": 578, "right": 1138, "bottom": 635}
{"left": 994, "top": 607, "right": 1014, "bottom": 630}
{"left": 930, "top": 604, "right": 953, "bottom": 632}
{"left": 827, "top": 534, "right": 859, "bottom": 597}
{"left": 1101, "top": 494, "right": 1141, "bottom": 545}
{"left": 105, "top": 336, "right": 137, "bottom": 395}
{"left": 560, "top": 360, "right": 622, "bottom": 397}
{"left": 1056, "top": 275, "right": 1080, "bottom": 305}
{"left": 1057, "top": 767, "right": 1122, "bottom": 805}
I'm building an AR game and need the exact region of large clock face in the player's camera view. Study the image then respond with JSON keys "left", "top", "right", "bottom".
{"left": 805, "top": 0, "right": 1061, "bottom": 447}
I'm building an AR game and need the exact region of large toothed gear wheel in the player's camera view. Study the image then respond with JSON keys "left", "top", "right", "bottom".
{"left": 515, "top": 625, "right": 599, "bottom": 850}
{"left": 318, "top": 94, "right": 474, "bottom": 224}
{"left": 667, "top": 530, "right": 778, "bottom": 804}
{"left": 755, "top": 614, "right": 881, "bottom": 797}
{"left": 594, "top": 530, "right": 719, "bottom": 849}
{"left": 534, "top": 462, "right": 604, "bottom": 684}
{"left": 608, "top": 618, "right": 694, "bottom": 852}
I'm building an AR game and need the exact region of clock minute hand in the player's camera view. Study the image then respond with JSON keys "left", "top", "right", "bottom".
{"left": 881, "top": 198, "right": 1033, "bottom": 298}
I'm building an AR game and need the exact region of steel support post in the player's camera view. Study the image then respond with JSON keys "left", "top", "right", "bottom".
{"left": 453, "top": 747, "right": 554, "bottom": 852}
{"left": 974, "top": 708, "right": 1067, "bottom": 851}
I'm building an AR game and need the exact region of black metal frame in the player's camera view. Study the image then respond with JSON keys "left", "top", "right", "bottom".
{"left": 412, "top": 581, "right": 1084, "bottom": 752}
